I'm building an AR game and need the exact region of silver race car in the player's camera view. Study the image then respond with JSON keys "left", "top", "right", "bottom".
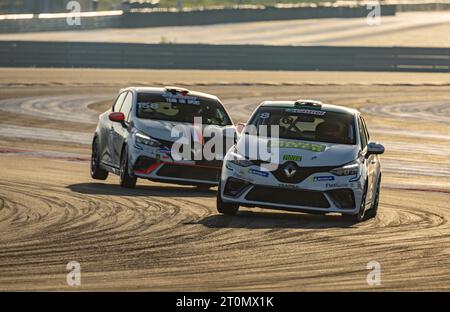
{"left": 91, "top": 87, "right": 236, "bottom": 189}
{"left": 217, "top": 100, "right": 385, "bottom": 222}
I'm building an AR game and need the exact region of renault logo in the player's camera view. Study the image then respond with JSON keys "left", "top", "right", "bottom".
{"left": 283, "top": 162, "right": 297, "bottom": 178}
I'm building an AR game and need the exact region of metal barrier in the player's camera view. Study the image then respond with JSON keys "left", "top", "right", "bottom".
{"left": 120, "top": 5, "right": 397, "bottom": 27}
{"left": 396, "top": 2, "right": 450, "bottom": 11}
{"left": 0, "top": 41, "right": 449, "bottom": 72}
{"left": 0, "top": 2, "right": 449, "bottom": 33}
{"left": 0, "top": 11, "right": 122, "bottom": 32}
{"left": 0, "top": 5, "right": 397, "bottom": 33}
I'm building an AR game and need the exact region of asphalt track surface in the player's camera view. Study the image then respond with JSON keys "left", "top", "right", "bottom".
{"left": 0, "top": 70, "right": 449, "bottom": 290}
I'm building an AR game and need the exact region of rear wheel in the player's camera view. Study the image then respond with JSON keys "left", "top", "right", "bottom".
{"left": 90, "top": 138, "right": 108, "bottom": 180}
{"left": 119, "top": 147, "right": 137, "bottom": 188}
{"left": 216, "top": 182, "right": 239, "bottom": 216}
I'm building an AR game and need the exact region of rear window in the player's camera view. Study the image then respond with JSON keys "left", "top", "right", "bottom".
{"left": 136, "top": 92, "right": 232, "bottom": 126}
{"left": 248, "top": 106, "right": 356, "bottom": 145}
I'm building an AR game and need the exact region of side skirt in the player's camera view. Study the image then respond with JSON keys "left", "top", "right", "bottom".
{"left": 100, "top": 161, "right": 120, "bottom": 175}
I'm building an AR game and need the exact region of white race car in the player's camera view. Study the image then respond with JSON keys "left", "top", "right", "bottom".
{"left": 91, "top": 87, "right": 236, "bottom": 189}
{"left": 217, "top": 100, "right": 385, "bottom": 222}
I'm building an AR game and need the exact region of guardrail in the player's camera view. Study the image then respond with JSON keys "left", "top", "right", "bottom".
{"left": 1, "top": 2, "right": 449, "bottom": 33}
{"left": 0, "top": 5, "right": 397, "bottom": 33}
{"left": 0, "top": 41, "right": 449, "bottom": 72}
{"left": 0, "top": 11, "right": 122, "bottom": 32}
{"left": 120, "top": 5, "right": 397, "bottom": 27}
{"left": 396, "top": 2, "right": 450, "bottom": 11}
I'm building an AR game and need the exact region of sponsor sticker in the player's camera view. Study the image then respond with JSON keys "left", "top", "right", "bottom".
{"left": 283, "top": 154, "right": 302, "bottom": 162}
{"left": 326, "top": 183, "right": 349, "bottom": 188}
{"left": 278, "top": 183, "right": 299, "bottom": 189}
{"left": 159, "top": 146, "right": 171, "bottom": 153}
{"left": 248, "top": 168, "right": 269, "bottom": 178}
{"left": 269, "top": 140, "right": 326, "bottom": 153}
{"left": 162, "top": 92, "right": 200, "bottom": 105}
{"left": 285, "top": 108, "right": 326, "bottom": 116}
{"left": 259, "top": 112, "right": 270, "bottom": 119}
{"left": 325, "top": 182, "right": 361, "bottom": 188}
{"left": 313, "top": 176, "right": 335, "bottom": 182}
{"left": 233, "top": 170, "right": 253, "bottom": 182}
{"left": 138, "top": 102, "right": 160, "bottom": 110}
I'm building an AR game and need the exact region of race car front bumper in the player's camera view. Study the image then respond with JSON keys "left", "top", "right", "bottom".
{"left": 132, "top": 155, "right": 221, "bottom": 185}
{"left": 220, "top": 176, "right": 363, "bottom": 214}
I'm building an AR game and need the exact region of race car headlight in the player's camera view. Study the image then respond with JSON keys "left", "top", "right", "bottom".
{"left": 227, "top": 149, "right": 253, "bottom": 167}
{"left": 230, "top": 158, "right": 254, "bottom": 167}
{"left": 134, "top": 132, "right": 162, "bottom": 148}
{"left": 330, "top": 159, "right": 360, "bottom": 176}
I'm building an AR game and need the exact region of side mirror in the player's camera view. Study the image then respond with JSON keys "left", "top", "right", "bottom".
{"left": 109, "top": 112, "right": 125, "bottom": 123}
{"left": 366, "top": 141, "right": 385, "bottom": 157}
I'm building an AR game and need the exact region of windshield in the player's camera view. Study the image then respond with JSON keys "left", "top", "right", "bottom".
{"left": 136, "top": 92, "right": 232, "bottom": 126}
{"left": 248, "top": 106, "right": 356, "bottom": 145}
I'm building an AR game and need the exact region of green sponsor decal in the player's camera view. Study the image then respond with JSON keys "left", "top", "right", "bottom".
{"left": 269, "top": 140, "right": 326, "bottom": 153}
{"left": 283, "top": 154, "right": 302, "bottom": 161}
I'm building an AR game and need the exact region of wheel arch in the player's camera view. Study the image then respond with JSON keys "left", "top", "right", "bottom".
{"left": 119, "top": 141, "right": 128, "bottom": 163}
{"left": 92, "top": 133, "right": 98, "bottom": 145}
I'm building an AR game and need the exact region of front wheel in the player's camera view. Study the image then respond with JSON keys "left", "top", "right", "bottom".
{"left": 120, "top": 147, "right": 137, "bottom": 188}
{"left": 342, "top": 187, "right": 367, "bottom": 223}
{"left": 217, "top": 183, "right": 239, "bottom": 216}
{"left": 91, "top": 138, "right": 108, "bottom": 180}
{"left": 365, "top": 175, "right": 381, "bottom": 220}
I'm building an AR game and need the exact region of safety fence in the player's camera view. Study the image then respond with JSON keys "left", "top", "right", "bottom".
{"left": 0, "top": 5, "right": 397, "bottom": 33}
{"left": 0, "top": 41, "right": 449, "bottom": 72}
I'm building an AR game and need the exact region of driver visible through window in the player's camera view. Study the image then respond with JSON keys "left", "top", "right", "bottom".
{"left": 248, "top": 107, "right": 356, "bottom": 145}
{"left": 136, "top": 92, "right": 232, "bottom": 126}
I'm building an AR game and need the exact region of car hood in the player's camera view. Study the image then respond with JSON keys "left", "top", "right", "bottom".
{"left": 235, "top": 135, "right": 359, "bottom": 167}
{"left": 133, "top": 118, "right": 235, "bottom": 143}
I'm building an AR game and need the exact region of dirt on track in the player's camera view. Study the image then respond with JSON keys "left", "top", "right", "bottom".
{"left": 0, "top": 69, "right": 449, "bottom": 291}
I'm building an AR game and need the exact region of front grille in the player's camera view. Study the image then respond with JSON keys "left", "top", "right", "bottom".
{"left": 327, "top": 188, "right": 355, "bottom": 209}
{"left": 204, "top": 136, "right": 235, "bottom": 159}
{"left": 272, "top": 162, "right": 340, "bottom": 184}
{"left": 194, "top": 159, "right": 223, "bottom": 168}
{"left": 159, "top": 136, "right": 232, "bottom": 161}
{"left": 156, "top": 164, "right": 221, "bottom": 182}
{"left": 245, "top": 185, "right": 330, "bottom": 208}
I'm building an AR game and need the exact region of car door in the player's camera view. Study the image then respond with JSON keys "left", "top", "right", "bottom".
{"left": 362, "top": 117, "right": 378, "bottom": 204}
{"left": 111, "top": 91, "right": 134, "bottom": 167}
{"left": 359, "top": 116, "right": 375, "bottom": 205}
{"left": 101, "top": 91, "right": 127, "bottom": 167}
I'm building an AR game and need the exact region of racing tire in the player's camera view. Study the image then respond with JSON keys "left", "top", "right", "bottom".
{"left": 342, "top": 185, "right": 367, "bottom": 223}
{"left": 365, "top": 175, "right": 381, "bottom": 220}
{"left": 90, "top": 138, "right": 108, "bottom": 180}
{"left": 119, "top": 147, "right": 137, "bottom": 189}
{"left": 216, "top": 183, "right": 239, "bottom": 216}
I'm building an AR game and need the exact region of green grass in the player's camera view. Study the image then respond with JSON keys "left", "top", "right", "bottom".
{"left": 98, "top": 0, "right": 332, "bottom": 10}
